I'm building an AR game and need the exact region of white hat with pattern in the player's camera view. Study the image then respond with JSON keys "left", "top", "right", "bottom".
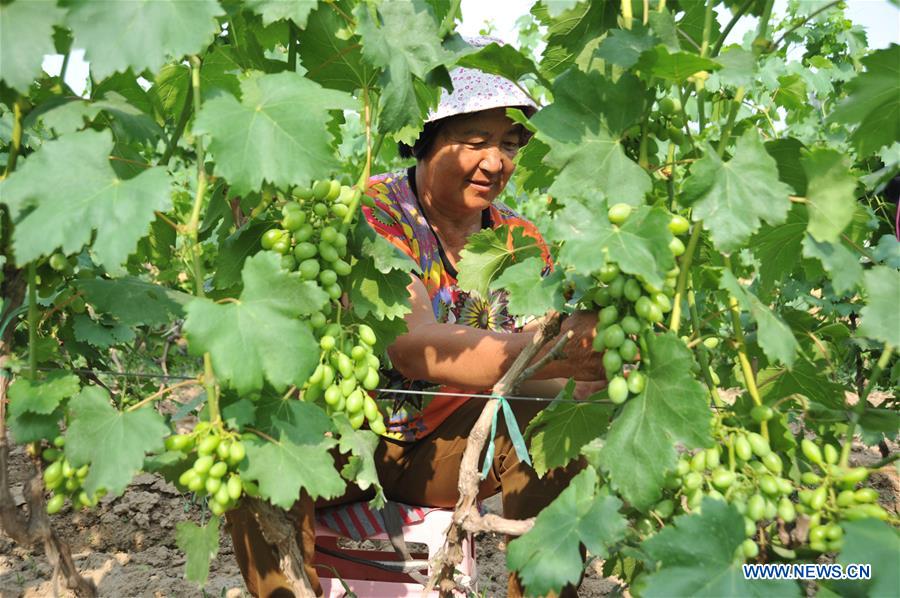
{"left": 425, "top": 36, "right": 538, "bottom": 123}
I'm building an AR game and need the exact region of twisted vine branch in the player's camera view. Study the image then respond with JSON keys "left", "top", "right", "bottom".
{"left": 428, "top": 312, "right": 568, "bottom": 596}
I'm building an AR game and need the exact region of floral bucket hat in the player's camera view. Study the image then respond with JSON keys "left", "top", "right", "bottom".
{"left": 425, "top": 36, "right": 539, "bottom": 123}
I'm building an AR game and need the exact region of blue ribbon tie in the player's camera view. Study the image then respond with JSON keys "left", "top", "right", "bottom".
{"left": 480, "top": 395, "right": 532, "bottom": 480}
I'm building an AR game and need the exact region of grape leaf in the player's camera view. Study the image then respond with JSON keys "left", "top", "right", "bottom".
{"left": 531, "top": 69, "right": 651, "bottom": 205}
{"left": 150, "top": 64, "right": 190, "bottom": 122}
{"left": 873, "top": 234, "right": 900, "bottom": 268}
{"left": 758, "top": 357, "right": 845, "bottom": 410}
{"left": 255, "top": 398, "right": 333, "bottom": 445}
{"left": 635, "top": 45, "right": 720, "bottom": 82}
{"left": 351, "top": 216, "right": 421, "bottom": 276}
{"left": 801, "top": 148, "right": 857, "bottom": 243}
{"left": 175, "top": 518, "right": 219, "bottom": 587}
{"left": 0, "top": 0, "right": 66, "bottom": 92}
{"left": 41, "top": 92, "right": 163, "bottom": 142}
{"left": 65, "top": 386, "right": 169, "bottom": 496}
{"left": 183, "top": 253, "right": 328, "bottom": 394}
{"left": 347, "top": 254, "right": 415, "bottom": 321}
{"left": 7, "top": 410, "right": 62, "bottom": 444}
{"left": 525, "top": 381, "right": 612, "bottom": 477}
{"left": 536, "top": 0, "right": 614, "bottom": 78}
{"left": 241, "top": 436, "right": 344, "bottom": 509}
{"left": 826, "top": 520, "right": 900, "bottom": 598}
{"left": 455, "top": 42, "right": 546, "bottom": 87}
{"left": 599, "top": 333, "right": 710, "bottom": 510}
{"left": 751, "top": 205, "right": 806, "bottom": 292}
{"left": 857, "top": 266, "right": 900, "bottom": 347}
{"left": 801, "top": 235, "right": 862, "bottom": 295}
{"left": 548, "top": 201, "right": 675, "bottom": 287}
{"left": 244, "top": 0, "right": 317, "bottom": 27}
{"left": 298, "top": 2, "right": 377, "bottom": 93}
{"left": 773, "top": 74, "right": 807, "bottom": 110}
{"left": 0, "top": 130, "right": 172, "bottom": 273}
{"left": 829, "top": 45, "right": 900, "bottom": 156}
{"left": 332, "top": 414, "right": 386, "bottom": 508}
{"left": 595, "top": 27, "right": 658, "bottom": 69}
{"left": 456, "top": 226, "right": 543, "bottom": 298}
{"left": 715, "top": 47, "right": 756, "bottom": 88}
{"left": 642, "top": 498, "right": 800, "bottom": 597}
{"left": 490, "top": 257, "right": 564, "bottom": 317}
{"left": 212, "top": 221, "right": 272, "bottom": 290}
{"left": 8, "top": 373, "right": 79, "bottom": 417}
{"left": 355, "top": 0, "right": 453, "bottom": 135}
{"left": 193, "top": 72, "right": 355, "bottom": 194}
{"left": 682, "top": 130, "right": 793, "bottom": 252}
{"left": 76, "top": 277, "right": 189, "bottom": 326}
{"left": 720, "top": 270, "right": 798, "bottom": 367}
{"left": 72, "top": 315, "right": 135, "bottom": 348}
{"left": 507, "top": 467, "right": 626, "bottom": 596}
{"left": 65, "top": 0, "right": 223, "bottom": 80}
{"left": 764, "top": 137, "right": 808, "bottom": 195}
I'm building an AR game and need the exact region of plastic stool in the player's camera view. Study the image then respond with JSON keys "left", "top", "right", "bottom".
{"left": 315, "top": 505, "right": 476, "bottom": 597}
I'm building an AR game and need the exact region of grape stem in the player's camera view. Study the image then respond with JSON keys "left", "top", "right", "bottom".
{"left": 27, "top": 263, "right": 37, "bottom": 381}
{"left": 839, "top": 344, "right": 894, "bottom": 467}
{"left": 668, "top": 221, "right": 702, "bottom": 334}
{"left": 125, "top": 379, "right": 198, "bottom": 413}
{"left": 699, "top": 0, "right": 715, "bottom": 58}
{"left": 723, "top": 256, "right": 768, "bottom": 439}
{"left": 2, "top": 97, "right": 25, "bottom": 180}
{"left": 688, "top": 290, "right": 724, "bottom": 408}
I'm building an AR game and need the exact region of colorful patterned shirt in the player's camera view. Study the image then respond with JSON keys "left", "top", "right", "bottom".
{"left": 362, "top": 168, "right": 552, "bottom": 441}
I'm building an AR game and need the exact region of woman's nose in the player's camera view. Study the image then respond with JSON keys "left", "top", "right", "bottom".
{"left": 478, "top": 147, "right": 504, "bottom": 174}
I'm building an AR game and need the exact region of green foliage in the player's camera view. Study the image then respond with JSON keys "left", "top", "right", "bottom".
{"left": 184, "top": 253, "right": 327, "bottom": 394}
{"left": 456, "top": 226, "right": 543, "bottom": 297}
{"left": 0, "top": 0, "right": 66, "bottom": 93}
{"left": 175, "top": 518, "right": 220, "bottom": 587}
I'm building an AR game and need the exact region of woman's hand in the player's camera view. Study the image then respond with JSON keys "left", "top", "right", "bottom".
{"left": 532, "top": 311, "right": 605, "bottom": 382}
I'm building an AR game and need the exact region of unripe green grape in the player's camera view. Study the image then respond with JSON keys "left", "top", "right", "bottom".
{"left": 853, "top": 488, "right": 878, "bottom": 503}
{"left": 690, "top": 451, "right": 707, "bottom": 472}
{"left": 363, "top": 368, "right": 380, "bottom": 391}
{"left": 358, "top": 324, "right": 377, "bottom": 346}
{"left": 627, "top": 370, "right": 646, "bottom": 394}
{"left": 188, "top": 475, "right": 206, "bottom": 493}
{"left": 747, "top": 494, "right": 766, "bottom": 521}
{"left": 44, "top": 461, "right": 63, "bottom": 485}
{"left": 340, "top": 378, "right": 356, "bottom": 397}
{"left": 635, "top": 296, "right": 652, "bottom": 319}
{"left": 209, "top": 461, "right": 228, "bottom": 479}
{"left": 324, "top": 385, "right": 342, "bottom": 406}
{"left": 608, "top": 376, "right": 629, "bottom": 404}
{"left": 744, "top": 516, "right": 756, "bottom": 537}
{"left": 624, "top": 279, "right": 642, "bottom": 302}
{"left": 321, "top": 226, "right": 338, "bottom": 244}
{"left": 309, "top": 312, "right": 327, "bottom": 329}
{"left": 706, "top": 447, "right": 721, "bottom": 468}
{"left": 346, "top": 390, "right": 364, "bottom": 414}
{"left": 215, "top": 483, "right": 232, "bottom": 507}
{"left": 363, "top": 396, "right": 380, "bottom": 422}
{"left": 349, "top": 411, "right": 366, "bottom": 430}
{"left": 734, "top": 435, "right": 753, "bottom": 462}
{"left": 652, "top": 292, "right": 672, "bottom": 313}
{"left": 281, "top": 208, "right": 306, "bottom": 231}
{"left": 712, "top": 468, "right": 736, "bottom": 490}
{"left": 294, "top": 242, "right": 317, "bottom": 260}
{"left": 823, "top": 444, "right": 839, "bottom": 465}
{"left": 261, "top": 229, "right": 284, "bottom": 250}
{"left": 845, "top": 504, "right": 888, "bottom": 520}
{"left": 592, "top": 328, "right": 606, "bottom": 352}
{"left": 216, "top": 442, "right": 231, "bottom": 462}
{"left": 350, "top": 345, "right": 367, "bottom": 361}
{"left": 293, "top": 223, "right": 314, "bottom": 242}
{"left": 621, "top": 316, "right": 641, "bottom": 335}
{"left": 326, "top": 283, "right": 342, "bottom": 300}
{"left": 747, "top": 433, "right": 771, "bottom": 458}
{"left": 332, "top": 203, "right": 349, "bottom": 218}
{"left": 198, "top": 435, "right": 220, "bottom": 456}
{"left": 702, "top": 337, "right": 719, "bottom": 349}
{"left": 229, "top": 442, "right": 246, "bottom": 465}
{"left": 312, "top": 180, "right": 331, "bottom": 200}
{"left": 320, "top": 335, "right": 336, "bottom": 351}
{"left": 762, "top": 453, "right": 783, "bottom": 475}
{"left": 604, "top": 324, "right": 625, "bottom": 348}
{"left": 598, "top": 263, "right": 619, "bottom": 283}
{"left": 741, "top": 539, "right": 759, "bottom": 559}
{"left": 194, "top": 455, "right": 214, "bottom": 474}
{"left": 840, "top": 467, "right": 868, "bottom": 485}
{"left": 206, "top": 476, "right": 222, "bottom": 495}
{"left": 319, "top": 269, "right": 338, "bottom": 286}
{"left": 179, "top": 468, "right": 197, "bottom": 488}
{"left": 608, "top": 275, "right": 625, "bottom": 298}
{"left": 271, "top": 238, "right": 290, "bottom": 255}
{"left": 313, "top": 202, "right": 328, "bottom": 217}
{"left": 298, "top": 259, "right": 320, "bottom": 280}
{"left": 809, "top": 525, "right": 828, "bottom": 544}
{"left": 607, "top": 203, "right": 632, "bottom": 225}
{"left": 319, "top": 242, "right": 339, "bottom": 263}
{"left": 777, "top": 497, "right": 796, "bottom": 522}
{"left": 370, "top": 418, "right": 387, "bottom": 436}
{"left": 801, "top": 439, "right": 823, "bottom": 465}
{"left": 226, "top": 475, "right": 243, "bottom": 501}
{"left": 684, "top": 471, "right": 703, "bottom": 491}
{"left": 659, "top": 96, "right": 681, "bottom": 115}
{"left": 676, "top": 459, "right": 690, "bottom": 476}
{"left": 668, "top": 214, "right": 690, "bottom": 235}
{"left": 775, "top": 477, "right": 793, "bottom": 495}
{"left": 759, "top": 475, "right": 779, "bottom": 496}
{"left": 602, "top": 350, "right": 622, "bottom": 374}
{"left": 619, "top": 339, "right": 639, "bottom": 361}
{"left": 47, "top": 494, "right": 66, "bottom": 514}
{"left": 751, "top": 405, "right": 774, "bottom": 422}
{"left": 598, "top": 305, "right": 619, "bottom": 326}
{"left": 809, "top": 486, "right": 827, "bottom": 511}
{"left": 65, "top": 477, "right": 79, "bottom": 492}
{"left": 826, "top": 524, "right": 843, "bottom": 541}
{"left": 646, "top": 303, "right": 664, "bottom": 323}
{"left": 669, "top": 237, "right": 685, "bottom": 256}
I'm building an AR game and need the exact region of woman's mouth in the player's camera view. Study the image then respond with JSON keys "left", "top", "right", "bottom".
{"left": 468, "top": 179, "right": 494, "bottom": 192}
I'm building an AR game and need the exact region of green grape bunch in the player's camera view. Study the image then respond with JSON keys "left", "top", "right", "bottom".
{"left": 41, "top": 435, "right": 105, "bottom": 514}
{"left": 171, "top": 422, "right": 250, "bottom": 516}
{"left": 588, "top": 203, "right": 689, "bottom": 403}
{"left": 303, "top": 323, "right": 387, "bottom": 435}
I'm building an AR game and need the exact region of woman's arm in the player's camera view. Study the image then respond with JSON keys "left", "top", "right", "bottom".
{"left": 387, "top": 276, "right": 603, "bottom": 389}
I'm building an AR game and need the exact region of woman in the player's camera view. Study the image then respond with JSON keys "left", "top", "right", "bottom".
{"left": 228, "top": 39, "right": 604, "bottom": 597}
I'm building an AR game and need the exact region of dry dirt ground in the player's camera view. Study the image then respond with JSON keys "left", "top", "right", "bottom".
{"left": 1, "top": 435, "right": 896, "bottom": 597}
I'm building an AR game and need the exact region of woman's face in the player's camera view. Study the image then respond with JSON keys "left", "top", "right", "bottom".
{"left": 418, "top": 108, "right": 524, "bottom": 213}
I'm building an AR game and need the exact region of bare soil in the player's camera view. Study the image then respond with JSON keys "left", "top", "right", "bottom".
{"left": 1, "top": 437, "right": 895, "bottom": 598}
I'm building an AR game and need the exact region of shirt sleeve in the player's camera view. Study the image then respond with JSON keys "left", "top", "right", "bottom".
{"left": 361, "top": 180, "right": 418, "bottom": 264}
